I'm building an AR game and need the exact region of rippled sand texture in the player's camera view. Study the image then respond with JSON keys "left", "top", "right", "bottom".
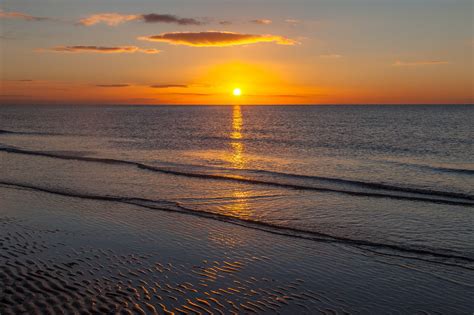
{"left": 0, "top": 227, "right": 309, "bottom": 314}
{"left": 0, "top": 203, "right": 325, "bottom": 314}
{"left": 1, "top": 187, "right": 473, "bottom": 314}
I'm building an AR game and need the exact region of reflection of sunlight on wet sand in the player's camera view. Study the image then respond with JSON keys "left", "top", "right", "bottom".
{"left": 208, "top": 230, "right": 246, "bottom": 248}
{"left": 230, "top": 105, "right": 245, "bottom": 169}
{"left": 208, "top": 189, "right": 253, "bottom": 247}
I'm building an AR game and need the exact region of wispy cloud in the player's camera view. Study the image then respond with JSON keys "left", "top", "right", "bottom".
{"left": 219, "top": 20, "right": 232, "bottom": 25}
{"left": 78, "top": 12, "right": 204, "bottom": 26}
{"left": 96, "top": 84, "right": 130, "bottom": 87}
{"left": 320, "top": 54, "right": 342, "bottom": 58}
{"left": 0, "top": 94, "right": 32, "bottom": 98}
{"left": 0, "top": 9, "right": 50, "bottom": 21}
{"left": 251, "top": 19, "right": 272, "bottom": 25}
{"left": 78, "top": 13, "right": 139, "bottom": 26}
{"left": 285, "top": 19, "right": 300, "bottom": 25}
{"left": 139, "top": 31, "right": 297, "bottom": 47}
{"left": 159, "top": 92, "right": 213, "bottom": 96}
{"left": 150, "top": 84, "right": 188, "bottom": 88}
{"left": 248, "top": 93, "right": 322, "bottom": 98}
{"left": 38, "top": 46, "right": 161, "bottom": 54}
{"left": 0, "top": 35, "right": 15, "bottom": 40}
{"left": 393, "top": 60, "right": 450, "bottom": 66}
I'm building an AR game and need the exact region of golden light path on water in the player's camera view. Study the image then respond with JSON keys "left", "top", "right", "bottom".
{"left": 230, "top": 105, "right": 244, "bottom": 168}
{"left": 229, "top": 105, "right": 252, "bottom": 219}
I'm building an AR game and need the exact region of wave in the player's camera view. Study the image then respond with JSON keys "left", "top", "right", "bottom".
{"left": 2, "top": 127, "right": 473, "bottom": 176}
{"left": 1, "top": 180, "right": 473, "bottom": 271}
{"left": 0, "top": 129, "right": 21, "bottom": 135}
{"left": 245, "top": 168, "right": 474, "bottom": 200}
{"left": 4, "top": 127, "right": 473, "bottom": 177}
{"left": 1, "top": 146, "right": 473, "bottom": 206}
{"left": 0, "top": 128, "right": 56, "bottom": 136}
{"left": 425, "top": 166, "right": 474, "bottom": 175}
{"left": 142, "top": 160, "right": 474, "bottom": 201}
{"left": 380, "top": 159, "right": 474, "bottom": 175}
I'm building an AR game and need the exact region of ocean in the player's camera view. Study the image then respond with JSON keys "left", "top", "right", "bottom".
{"left": 1, "top": 105, "right": 473, "bottom": 265}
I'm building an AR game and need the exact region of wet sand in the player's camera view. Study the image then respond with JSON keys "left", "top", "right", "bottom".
{"left": 1, "top": 186, "right": 473, "bottom": 314}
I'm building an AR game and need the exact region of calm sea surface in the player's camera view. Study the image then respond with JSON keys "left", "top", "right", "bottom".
{"left": 1, "top": 105, "right": 473, "bottom": 266}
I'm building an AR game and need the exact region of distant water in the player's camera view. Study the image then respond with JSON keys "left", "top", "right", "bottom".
{"left": 1, "top": 105, "right": 473, "bottom": 268}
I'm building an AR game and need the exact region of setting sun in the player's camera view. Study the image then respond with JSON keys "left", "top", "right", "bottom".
{"left": 233, "top": 88, "right": 242, "bottom": 96}
{"left": 0, "top": 1, "right": 472, "bottom": 314}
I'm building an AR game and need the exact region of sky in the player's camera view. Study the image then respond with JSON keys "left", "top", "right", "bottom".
{"left": 0, "top": 0, "right": 473, "bottom": 105}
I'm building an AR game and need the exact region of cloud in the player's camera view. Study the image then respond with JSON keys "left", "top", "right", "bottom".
{"left": 0, "top": 94, "right": 31, "bottom": 98}
{"left": 285, "top": 19, "right": 300, "bottom": 25}
{"left": 39, "top": 46, "right": 161, "bottom": 54}
{"left": 393, "top": 60, "right": 450, "bottom": 66}
{"left": 96, "top": 84, "right": 130, "bottom": 87}
{"left": 249, "top": 94, "right": 321, "bottom": 98}
{"left": 251, "top": 19, "right": 272, "bottom": 25}
{"left": 139, "top": 31, "right": 297, "bottom": 47}
{"left": 150, "top": 84, "right": 188, "bottom": 88}
{"left": 138, "top": 48, "right": 162, "bottom": 54}
{"left": 78, "top": 12, "right": 204, "bottom": 26}
{"left": 219, "top": 20, "right": 232, "bottom": 25}
{"left": 160, "top": 92, "right": 213, "bottom": 96}
{"left": 0, "top": 10, "right": 50, "bottom": 21}
{"left": 320, "top": 54, "right": 342, "bottom": 58}
{"left": 78, "top": 13, "right": 139, "bottom": 26}
{"left": 141, "top": 14, "right": 203, "bottom": 25}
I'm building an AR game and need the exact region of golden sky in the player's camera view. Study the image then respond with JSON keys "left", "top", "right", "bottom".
{"left": 1, "top": 0, "right": 473, "bottom": 105}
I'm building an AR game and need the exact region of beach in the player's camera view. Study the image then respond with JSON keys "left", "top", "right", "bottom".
{"left": 1, "top": 185, "right": 473, "bottom": 314}
{"left": 1, "top": 105, "right": 473, "bottom": 314}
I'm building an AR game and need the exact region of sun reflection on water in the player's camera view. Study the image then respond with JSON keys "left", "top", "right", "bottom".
{"left": 230, "top": 105, "right": 245, "bottom": 169}
{"left": 228, "top": 105, "right": 253, "bottom": 219}
{"left": 231, "top": 189, "right": 252, "bottom": 218}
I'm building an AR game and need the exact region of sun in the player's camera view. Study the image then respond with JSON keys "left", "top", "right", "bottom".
{"left": 232, "top": 88, "right": 242, "bottom": 96}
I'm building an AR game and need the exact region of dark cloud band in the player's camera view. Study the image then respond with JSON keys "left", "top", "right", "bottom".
{"left": 141, "top": 14, "right": 202, "bottom": 25}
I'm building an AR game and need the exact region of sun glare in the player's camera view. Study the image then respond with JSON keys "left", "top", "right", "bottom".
{"left": 233, "top": 88, "right": 242, "bottom": 96}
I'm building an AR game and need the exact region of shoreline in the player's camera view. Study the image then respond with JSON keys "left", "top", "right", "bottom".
{"left": 1, "top": 186, "right": 473, "bottom": 314}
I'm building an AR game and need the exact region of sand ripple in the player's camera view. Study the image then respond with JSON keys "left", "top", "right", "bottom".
{"left": 0, "top": 219, "right": 324, "bottom": 314}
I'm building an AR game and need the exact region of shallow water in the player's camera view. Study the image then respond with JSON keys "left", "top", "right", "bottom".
{"left": 0, "top": 105, "right": 473, "bottom": 266}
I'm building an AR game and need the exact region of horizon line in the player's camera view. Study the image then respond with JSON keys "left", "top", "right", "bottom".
{"left": 1, "top": 103, "right": 472, "bottom": 106}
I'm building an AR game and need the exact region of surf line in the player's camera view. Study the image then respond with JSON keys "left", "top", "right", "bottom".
{"left": 1, "top": 147, "right": 473, "bottom": 207}
{"left": 1, "top": 180, "right": 474, "bottom": 271}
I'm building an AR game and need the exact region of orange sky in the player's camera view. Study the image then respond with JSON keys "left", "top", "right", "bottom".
{"left": 1, "top": 1, "right": 473, "bottom": 105}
